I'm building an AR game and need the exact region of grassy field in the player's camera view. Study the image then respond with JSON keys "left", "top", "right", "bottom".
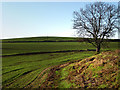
{"left": 2, "top": 42, "right": 118, "bottom": 56}
{"left": 2, "top": 51, "right": 96, "bottom": 88}
{"left": 2, "top": 42, "right": 95, "bottom": 56}
{"left": 1, "top": 37, "right": 119, "bottom": 88}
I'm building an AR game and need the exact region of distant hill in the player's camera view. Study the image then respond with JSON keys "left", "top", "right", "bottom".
{"left": 2, "top": 36, "right": 120, "bottom": 43}
{"left": 2, "top": 36, "right": 77, "bottom": 43}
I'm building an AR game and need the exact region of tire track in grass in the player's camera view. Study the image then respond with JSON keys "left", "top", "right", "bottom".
{"left": 12, "top": 69, "right": 40, "bottom": 88}
{"left": 26, "top": 66, "right": 61, "bottom": 88}
{"left": 25, "top": 60, "right": 82, "bottom": 88}
{"left": 3, "top": 68, "right": 40, "bottom": 88}
{"left": 25, "top": 66, "right": 55, "bottom": 88}
{"left": 2, "top": 68, "right": 24, "bottom": 75}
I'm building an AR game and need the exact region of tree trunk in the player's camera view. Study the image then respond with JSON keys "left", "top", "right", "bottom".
{"left": 96, "top": 45, "right": 100, "bottom": 54}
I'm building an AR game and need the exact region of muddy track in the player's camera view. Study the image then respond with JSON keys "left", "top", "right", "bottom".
{"left": 25, "top": 59, "right": 81, "bottom": 88}
{"left": 2, "top": 49, "right": 96, "bottom": 57}
{"left": 39, "top": 60, "right": 82, "bottom": 88}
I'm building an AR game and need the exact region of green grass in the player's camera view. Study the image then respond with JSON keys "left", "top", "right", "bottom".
{"left": 2, "top": 42, "right": 119, "bottom": 56}
{"left": 2, "top": 51, "right": 95, "bottom": 88}
{"left": 2, "top": 37, "right": 119, "bottom": 88}
{"left": 2, "top": 42, "right": 95, "bottom": 55}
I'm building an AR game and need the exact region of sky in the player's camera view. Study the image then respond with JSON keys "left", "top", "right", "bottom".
{"left": 2, "top": 2, "right": 119, "bottom": 39}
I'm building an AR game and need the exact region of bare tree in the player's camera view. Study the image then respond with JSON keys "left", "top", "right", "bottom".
{"left": 73, "top": 2, "right": 119, "bottom": 53}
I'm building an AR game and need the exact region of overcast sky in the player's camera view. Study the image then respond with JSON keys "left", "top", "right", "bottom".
{"left": 2, "top": 2, "right": 118, "bottom": 39}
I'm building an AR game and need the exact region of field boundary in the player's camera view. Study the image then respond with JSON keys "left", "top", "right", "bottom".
{"left": 2, "top": 49, "right": 96, "bottom": 57}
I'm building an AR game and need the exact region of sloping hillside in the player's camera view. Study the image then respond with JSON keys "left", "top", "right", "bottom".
{"left": 39, "top": 50, "right": 119, "bottom": 88}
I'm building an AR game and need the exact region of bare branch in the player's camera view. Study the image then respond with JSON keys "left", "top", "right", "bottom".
{"left": 73, "top": 2, "right": 118, "bottom": 53}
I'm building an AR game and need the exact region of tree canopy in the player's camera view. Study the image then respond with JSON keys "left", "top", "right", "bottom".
{"left": 73, "top": 2, "right": 119, "bottom": 53}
